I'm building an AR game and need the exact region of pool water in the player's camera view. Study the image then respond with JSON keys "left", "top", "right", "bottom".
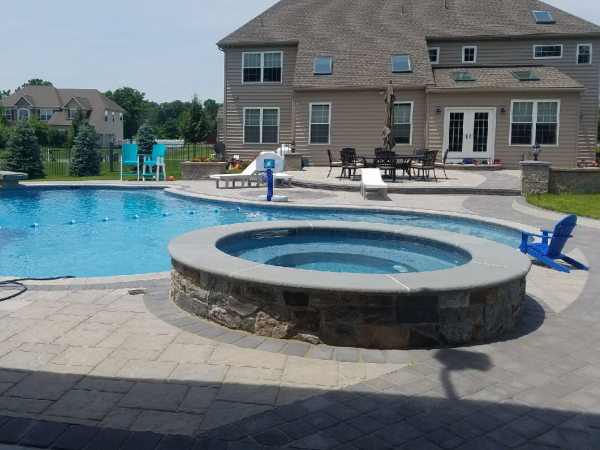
{"left": 0, "top": 188, "right": 520, "bottom": 277}
{"left": 220, "top": 234, "right": 470, "bottom": 274}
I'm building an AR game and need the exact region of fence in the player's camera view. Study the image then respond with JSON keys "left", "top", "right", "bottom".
{"left": 0, "top": 143, "right": 214, "bottom": 179}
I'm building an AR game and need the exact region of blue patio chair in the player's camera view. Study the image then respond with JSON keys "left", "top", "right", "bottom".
{"left": 142, "top": 144, "right": 166, "bottom": 181}
{"left": 120, "top": 144, "right": 140, "bottom": 181}
{"left": 519, "top": 215, "right": 589, "bottom": 273}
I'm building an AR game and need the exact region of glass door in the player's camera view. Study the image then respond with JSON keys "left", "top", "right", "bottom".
{"left": 444, "top": 109, "right": 495, "bottom": 160}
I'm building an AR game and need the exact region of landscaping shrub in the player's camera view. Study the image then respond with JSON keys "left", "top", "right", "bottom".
{"left": 137, "top": 119, "right": 156, "bottom": 155}
{"left": 69, "top": 124, "right": 101, "bottom": 176}
{"left": 0, "top": 119, "right": 45, "bottom": 178}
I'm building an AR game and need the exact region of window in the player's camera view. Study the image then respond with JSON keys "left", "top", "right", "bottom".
{"left": 120, "top": 113, "right": 123, "bottom": 121}
{"left": 534, "top": 45, "right": 562, "bottom": 59}
{"left": 243, "top": 108, "right": 279, "bottom": 144}
{"left": 462, "top": 46, "right": 477, "bottom": 63}
{"left": 17, "top": 109, "right": 29, "bottom": 121}
{"left": 510, "top": 100, "right": 559, "bottom": 146}
{"left": 393, "top": 103, "right": 412, "bottom": 144}
{"left": 577, "top": 44, "right": 592, "bottom": 64}
{"left": 391, "top": 55, "right": 412, "bottom": 73}
{"left": 314, "top": 57, "right": 333, "bottom": 75}
{"left": 512, "top": 71, "right": 540, "bottom": 81}
{"left": 451, "top": 72, "right": 475, "bottom": 81}
{"left": 309, "top": 103, "right": 331, "bottom": 145}
{"left": 532, "top": 10, "right": 555, "bottom": 24}
{"left": 68, "top": 108, "right": 78, "bottom": 119}
{"left": 242, "top": 52, "right": 282, "bottom": 83}
{"left": 39, "top": 109, "right": 53, "bottom": 121}
{"left": 112, "top": 112, "right": 115, "bottom": 122}
{"left": 428, "top": 48, "right": 440, "bottom": 64}
{"left": 4, "top": 109, "right": 11, "bottom": 121}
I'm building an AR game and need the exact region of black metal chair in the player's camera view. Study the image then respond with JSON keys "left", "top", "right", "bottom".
{"left": 413, "top": 148, "right": 429, "bottom": 156}
{"left": 340, "top": 148, "right": 363, "bottom": 179}
{"left": 213, "top": 142, "right": 226, "bottom": 161}
{"left": 438, "top": 148, "right": 449, "bottom": 179}
{"left": 375, "top": 147, "right": 386, "bottom": 156}
{"left": 412, "top": 150, "right": 439, "bottom": 181}
{"left": 375, "top": 151, "right": 397, "bottom": 182}
{"left": 327, "top": 149, "right": 342, "bottom": 178}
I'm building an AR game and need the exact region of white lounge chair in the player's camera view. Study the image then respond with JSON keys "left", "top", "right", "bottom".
{"left": 360, "top": 168, "right": 388, "bottom": 199}
{"left": 210, "top": 156, "right": 294, "bottom": 188}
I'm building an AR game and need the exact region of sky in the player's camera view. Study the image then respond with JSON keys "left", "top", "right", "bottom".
{"left": 1, "top": 0, "right": 598, "bottom": 104}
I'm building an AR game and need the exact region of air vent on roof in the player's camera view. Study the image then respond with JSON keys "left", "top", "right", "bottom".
{"left": 512, "top": 71, "right": 540, "bottom": 81}
{"left": 532, "top": 11, "right": 555, "bottom": 24}
{"left": 451, "top": 72, "right": 475, "bottom": 82}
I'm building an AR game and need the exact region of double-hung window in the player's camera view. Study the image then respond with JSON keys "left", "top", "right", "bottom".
{"left": 309, "top": 103, "right": 331, "bottom": 145}
{"left": 18, "top": 109, "right": 29, "bottom": 121}
{"left": 428, "top": 48, "right": 440, "bottom": 64}
{"left": 510, "top": 100, "right": 559, "bottom": 146}
{"left": 39, "top": 109, "right": 53, "bottom": 121}
{"left": 577, "top": 44, "right": 592, "bottom": 64}
{"left": 243, "top": 108, "right": 279, "bottom": 143}
{"left": 393, "top": 103, "right": 413, "bottom": 144}
{"left": 4, "top": 109, "right": 11, "bottom": 121}
{"left": 243, "top": 52, "right": 282, "bottom": 83}
{"left": 462, "top": 46, "right": 477, "bottom": 63}
{"left": 68, "top": 108, "right": 78, "bottom": 119}
{"left": 533, "top": 45, "right": 562, "bottom": 59}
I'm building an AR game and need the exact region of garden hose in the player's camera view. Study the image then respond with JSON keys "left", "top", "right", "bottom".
{"left": 0, "top": 276, "right": 75, "bottom": 302}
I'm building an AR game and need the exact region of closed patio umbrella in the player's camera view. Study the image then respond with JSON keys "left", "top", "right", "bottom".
{"left": 382, "top": 81, "right": 395, "bottom": 151}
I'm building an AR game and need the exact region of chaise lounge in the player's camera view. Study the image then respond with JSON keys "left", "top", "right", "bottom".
{"left": 360, "top": 168, "right": 388, "bottom": 199}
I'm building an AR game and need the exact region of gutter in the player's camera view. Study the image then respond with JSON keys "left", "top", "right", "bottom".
{"left": 426, "top": 87, "right": 586, "bottom": 93}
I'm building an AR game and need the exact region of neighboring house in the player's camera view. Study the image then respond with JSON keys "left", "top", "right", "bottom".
{"left": 217, "top": 0, "right": 600, "bottom": 168}
{"left": 1, "top": 86, "right": 125, "bottom": 147}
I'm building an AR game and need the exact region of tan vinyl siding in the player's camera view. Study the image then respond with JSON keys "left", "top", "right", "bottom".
{"left": 428, "top": 37, "right": 600, "bottom": 161}
{"left": 427, "top": 91, "right": 580, "bottom": 169}
{"left": 294, "top": 89, "right": 427, "bottom": 166}
{"left": 224, "top": 46, "right": 296, "bottom": 160}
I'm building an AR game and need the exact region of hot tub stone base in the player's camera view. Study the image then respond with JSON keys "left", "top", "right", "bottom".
{"left": 170, "top": 263, "right": 526, "bottom": 349}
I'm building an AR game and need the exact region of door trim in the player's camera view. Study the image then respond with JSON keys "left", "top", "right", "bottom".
{"left": 443, "top": 107, "right": 497, "bottom": 160}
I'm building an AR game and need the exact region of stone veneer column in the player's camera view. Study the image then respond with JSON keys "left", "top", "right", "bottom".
{"left": 520, "top": 161, "right": 551, "bottom": 197}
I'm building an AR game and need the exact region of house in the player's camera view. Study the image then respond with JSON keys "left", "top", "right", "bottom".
{"left": 217, "top": 0, "right": 600, "bottom": 169}
{"left": 1, "top": 86, "right": 125, "bottom": 147}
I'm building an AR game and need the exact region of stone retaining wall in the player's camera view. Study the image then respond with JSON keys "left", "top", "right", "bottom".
{"left": 180, "top": 162, "right": 227, "bottom": 180}
{"left": 549, "top": 168, "right": 600, "bottom": 194}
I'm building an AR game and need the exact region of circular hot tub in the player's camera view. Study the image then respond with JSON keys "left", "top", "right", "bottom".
{"left": 168, "top": 221, "right": 531, "bottom": 349}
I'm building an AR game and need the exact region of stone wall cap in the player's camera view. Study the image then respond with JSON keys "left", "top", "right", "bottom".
{"left": 551, "top": 167, "right": 600, "bottom": 172}
{"left": 0, "top": 171, "right": 28, "bottom": 180}
{"left": 520, "top": 161, "right": 551, "bottom": 166}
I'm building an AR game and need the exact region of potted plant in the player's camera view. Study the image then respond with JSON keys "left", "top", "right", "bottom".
{"left": 181, "top": 156, "right": 228, "bottom": 180}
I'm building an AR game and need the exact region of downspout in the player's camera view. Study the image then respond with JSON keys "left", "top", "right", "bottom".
{"left": 575, "top": 92, "right": 582, "bottom": 167}
{"left": 218, "top": 45, "right": 227, "bottom": 153}
{"left": 291, "top": 90, "right": 296, "bottom": 148}
{"left": 425, "top": 89, "right": 430, "bottom": 148}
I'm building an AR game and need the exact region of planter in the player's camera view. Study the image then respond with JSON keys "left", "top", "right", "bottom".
{"left": 181, "top": 162, "right": 227, "bottom": 180}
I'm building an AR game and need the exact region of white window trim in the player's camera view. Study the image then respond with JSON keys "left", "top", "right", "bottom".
{"left": 39, "top": 109, "right": 53, "bottom": 122}
{"left": 17, "top": 108, "right": 30, "bottom": 121}
{"left": 242, "top": 107, "right": 280, "bottom": 144}
{"left": 462, "top": 46, "right": 477, "bottom": 64}
{"left": 391, "top": 55, "right": 412, "bottom": 73}
{"left": 4, "top": 109, "right": 12, "bottom": 120}
{"left": 533, "top": 44, "right": 563, "bottom": 59}
{"left": 509, "top": 99, "right": 561, "bottom": 147}
{"left": 68, "top": 108, "right": 78, "bottom": 119}
{"left": 428, "top": 47, "right": 440, "bottom": 64}
{"left": 241, "top": 51, "right": 284, "bottom": 84}
{"left": 577, "top": 43, "right": 593, "bottom": 65}
{"left": 309, "top": 102, "right": 332, "bottom": 146}
{"left": 393, "top": 101, "right": 414, "bottom": 145}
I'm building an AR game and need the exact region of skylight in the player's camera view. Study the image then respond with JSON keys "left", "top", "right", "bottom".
{"left": 314, "top": 57, "right": 333, "bottom": 75}
{"left": 532, "top": 10, "right": 555, "bottom": 24}
{"left": 513, "top": 71, "right": 540, "bottom": 81}
{"left": 391, "top": 55, "right": 412, "bottom": 73}
{"left": 451, "top": 72, "right": 475, "bottom": 82}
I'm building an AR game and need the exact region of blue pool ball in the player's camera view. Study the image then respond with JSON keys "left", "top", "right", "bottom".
{"left": 189, "top": 211, "right": 195, "bottom": 215}
{"left": 163, "top": 213, "right": 169, "bottom": 217}
{"left": 30, "top": 223, "right": 39, "bottom": 228}
{"left": 214, "top": 209, "right": 219, "bottom": 213}
{"left": 102, "top": 217, "right": 109, "bottom": 222}
{"left": 133, "top": 215, "right": 140, "bottom": 219}
{"left": 235, "top": 207, "right": 241, "bottom": 211}
{"left": 69, "top": 220, "right": 76, "bottom": 224}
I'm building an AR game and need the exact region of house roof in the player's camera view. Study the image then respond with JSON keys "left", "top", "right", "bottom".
{"left": 431, "top": 66, "right": 585, "bottom": 91}
{"left": 218, "top": 0, "right": 600, "bottom": 89}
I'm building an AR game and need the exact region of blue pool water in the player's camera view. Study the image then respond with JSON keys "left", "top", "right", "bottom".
{"left": 220, "top": 234, "right": 470, "bottom": 274}
{"left": 0, "top": 188, "right": 520, "bottom": 277}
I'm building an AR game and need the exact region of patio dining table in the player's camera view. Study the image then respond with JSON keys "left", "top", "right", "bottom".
{"left": 356, "top": 154, "right": 424, "bottom": 180}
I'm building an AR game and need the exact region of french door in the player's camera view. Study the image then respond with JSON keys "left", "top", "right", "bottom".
{"left": 443, "top": 108, "right": 496, "bottom": 160}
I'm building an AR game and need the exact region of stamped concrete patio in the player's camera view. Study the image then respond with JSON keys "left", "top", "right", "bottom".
{"left": 0, "top": 179, "right": 598, "bottom": 450}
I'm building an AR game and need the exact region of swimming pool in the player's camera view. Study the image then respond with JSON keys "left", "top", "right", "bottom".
{"left": 0, "top": 187, "right": 520, "bottom": 277}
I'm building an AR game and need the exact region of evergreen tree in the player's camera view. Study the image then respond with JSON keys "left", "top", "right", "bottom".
{"left": 179, "top": 94, "right": 209, "bottom": 144}
{"left": 69, "top": 124, "right": 101, "bottom": 176}
{"left": 28, "top": 114, "right": 50, "bottom": 146}
{"left": 0, "top": 119, "right": 45, "bottom": 178}
{"left": 136, "top": 119, "right": 155, "bottom": 154}
{"left": 67, "top": 108, "right": 96, "bottom": 147}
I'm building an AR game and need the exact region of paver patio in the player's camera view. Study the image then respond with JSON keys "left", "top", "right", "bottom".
{"left": 0, "top": 177, "right": 597, "bottom": 449}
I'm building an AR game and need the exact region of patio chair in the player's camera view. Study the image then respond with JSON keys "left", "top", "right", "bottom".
{"left": 340, "top": 148, "right": 364, "bottom": 179}
{"left": 120, "top": 143, "right": 140, "bottom": 181}
{"left": 519, "top": 215, "right": 589, "bottom": 273}
{"left": 142, "top": 144, "right": 167, "bottom": 181}
{"left": 327, "top": 149, "right": 342, "bottom": 178}
{"left": 412, "top": 150, "right": 438, "bottom": 181}
{"left": 375, "top": 151, "right": 397, "bottom": 182}
{"left": 375, "top": 147, "right": 386, "bottom": 156}
{"left": 413, "top": 148, "right": 429, "bottom": 156}
{"left": 437, "top": 148, "right": 449, "bottom": 179}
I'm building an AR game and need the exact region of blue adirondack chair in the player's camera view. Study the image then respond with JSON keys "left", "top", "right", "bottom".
{"left": 519, "top": 215, "right": 589, "bottom": 273}
{"left": 120, "top": 144, "right": 140, "bottom": 181}
{"left": 142, "top": 144, "right": 166, "bottom": 181}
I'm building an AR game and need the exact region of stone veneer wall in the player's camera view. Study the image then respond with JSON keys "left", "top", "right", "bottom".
{"left": 180, "top": 162, "right": 227, "bottom": 180}
{"left": 549, "top": 168, "right": 600, "bottom": 194}
{"left": 170, "top": 260, "right": 526, "bottom": 349}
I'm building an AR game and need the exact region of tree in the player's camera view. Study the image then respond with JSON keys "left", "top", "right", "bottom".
{"left": 16, "top": 79, "right": 52, "bottom": 90}
{"left": 69, "top": 124, "right": 101, "bottom": 176}
{"left": 179, "top": 94, "right": 209, "bottom": 144}
{"left": 104, "top": 87, "right": 147, "bottom": 139}
{"left": 0, "top": 124, "right": 11, "bottom": 149}
{"left": 48, "top": 129, "right": 67, "bottom": 147}
{"left": 28, "top": 115, "right": 50, "bottom": 147}
{"left": 66, "top": 108, "right": 96, "bottom": 147}
{"left": 1, "top": 119, "right": 45, "bottom": 178}
{"left": 0, "top": 89, "right": 10, "bottom": 100}
{"left": 136, "top": 120, "right": 156, "bottom": 154}
{"left": 203, "top": 99, "right": 221, "bottom": 133}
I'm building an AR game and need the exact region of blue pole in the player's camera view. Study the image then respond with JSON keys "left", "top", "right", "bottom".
{"left": 267, "top": 169, "right": 273, "bottom": 202}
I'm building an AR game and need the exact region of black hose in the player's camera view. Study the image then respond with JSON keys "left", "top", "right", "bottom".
{"left": 0, "top": 276, "right": 75, "bottom": 301}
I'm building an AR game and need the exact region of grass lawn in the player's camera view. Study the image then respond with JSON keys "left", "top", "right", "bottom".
{"left": 527, "top": 193, "right": 600, "bottom": 219}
